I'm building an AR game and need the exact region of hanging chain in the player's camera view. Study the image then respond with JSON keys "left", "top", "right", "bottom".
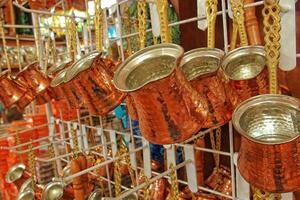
{"left": 230, "top": 0, "right": 248, "bottom": 46}
{"left": 114, "top": 155, "right": 122, "bottom": 196}
{"left": 262, "top": 0, "right": 281, "bottom": 94}
{"left": 44, "top": 38, "right": 51, "bottom": 74}
{"left": 66, "top": 17, "right": 77, "bottom": 60}
{"left": 253, "top": 187, "right": 282, "bottom": 200}
{"left": 95, "top": 0, "right": 103, "bottom": 52}
{"left": 28, "top": 142, "right": 36, "bottom": 193}
{"left": 139, "top": 170, "right": 151, "bottom": 200}
{"left": 119, "top": 139, "right": 136, "bottom": 187}
{"left": 0, "top": 20, "right": 11, "bottom": 72}
{"left": 206, "top": 0, "right": 218, "bottom": 48}
{"left": 168, "top": 163, "right": 179, "bottom": 200}
{"left": 70, "top": 128, "right": 79, "bottom": 158}
{"left": 124, "top": 6, "right": 133, "bottom": 56}
{"left": 50, "top": 36, "right": 58, "bottom": 64}
{"left": 137, "top": 0, "right": 147, "bottom": 49}
{"left": 210, "top": 128, "right": 221, "bottom": 169}
{"left": 156, "top": 0, "right": 172, "bottom": 43}
{"left": 48, "top": 142, "right": 58, "bottom": 177}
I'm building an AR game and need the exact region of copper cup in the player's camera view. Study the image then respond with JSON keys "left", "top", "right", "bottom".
{"left": 64, "top": 52, "right": 126, "bottom": 115}
{"left": 233, "top": 94, "right": 300, "bottom": 193}
{"left": 222, "top": 46, "right": 268, "bottom": 108}
{"left": 114, "top": 44, "right": 208, "bottom": 144}
{"left": 181, "top": 48, "right": 233, "bottom": 128}
{"left": 0, "top": 71, "right": 34, "bottom": 110}
{"left": 15, "top": 62, "right": 53, "bottom": 105}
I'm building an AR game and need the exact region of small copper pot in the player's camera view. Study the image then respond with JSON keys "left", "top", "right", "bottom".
{"left": 233, "top": 94, "right": 300, "bottom": 193}
{"left": 65, "top": 52, "right": 126, "bottom": 115}
{"left": 0, "top": 71, "right": 34, "bottom": 110}
{"left": 222, "top": 46, "right": 268, "bottom": 108}
{"left": 181, "top": 48, "right": 233, "bottom": 128}
{"left": 114, "top": 44, "right": 208, "bottom": 144}
{"left": 15, "top": 62, "right": 53, "bottom": 105}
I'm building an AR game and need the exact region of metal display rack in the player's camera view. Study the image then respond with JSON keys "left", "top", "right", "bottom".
{"left": 0, "top": 0, "right": 298, "bottom": 199}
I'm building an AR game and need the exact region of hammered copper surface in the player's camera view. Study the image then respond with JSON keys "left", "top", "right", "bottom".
{"left": 114, "top": 44, "right": 208, "bottom": 144}
{"left": 0, "top": 72, "right": 34, "bottom": 110}
{"left": 66, "top": 52, "right": 125, "bottom": 115}
{"left": 222, "top": 46, "right": 268, "bottom": 108}
{"left": 181, "top": 48, "right": 233, "bottom": 128}
{"left": 15, "top": 62, "right": 53, "bottom": 105}
{"left": 194, "top": 138, "right": 205, "bottom": 186}
{"left": 149, "top": 178, "right": 168, "bottom": 200}
{"left": 125, "top": 95, "right": 138, "bottom": 120}
{"left": 233, "top": 94, "right": 300, "bottom": 192}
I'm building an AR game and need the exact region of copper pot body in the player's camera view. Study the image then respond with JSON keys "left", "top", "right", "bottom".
{"left": 114, "top": 44, "right": 208, "bottom": 144}
{"left": 222, "top": 46, "right": 268, "bottom": 108}
{"left": 205, "top": 166, "right": 231, "bottom": 191}
{"left": 181, "top": 48, "right": 233, "bottom": 128}
{"left": 0, "top": 72, "right": 34, "bottom": 110}
{"left": 150, "top": 178, "right": 168, "bottom": 200}
{"left": 194, "top": 138, "right": 205, "bottom": 186}
{"left": 233, "top": 94, "right": 300, "bottom": 193}
{"left": 126, "top": 95, "right": 139, "bottom": 120}
{"left": 15, "top": 62, "right": 53, "bottom": 105}
{"left": 65, "top": 52, "right": 125, "bottom": 115}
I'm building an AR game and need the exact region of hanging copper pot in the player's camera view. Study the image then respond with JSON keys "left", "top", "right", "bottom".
{"left": 5, "top": 163, "right": 28, "bottom": 189}
{"left": 181, "top": 48, "right": 233, "bottom": 128}
{"left": 64, "top": 52, "right": 126, "bottom": 115}
{"left": 126, "top": 95, "right": 139, "bottom": 121}
{"left": 0, "top": 71, "right": 34, "bottom": 110}
{"left": 47, "top": 60, "right": 72, "bottom": 78}
{"left": 50, "top": 68, "right": 68, "bottom": 101}
{"left": 15, "top": 62, "right": 53, "bottom": 105}
{"left": 233, "top": 94, "right": 300, "bottom": 193}
{"left": 222, "top": 46, "right": 268, "bottom": 108}
{"left": 114, "top": 44, "right": 208, "bottom": 144}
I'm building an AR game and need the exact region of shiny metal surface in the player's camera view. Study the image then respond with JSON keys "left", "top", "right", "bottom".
{"left": 62, "top": 165, "right": 72, "bottom": 185}
{"left": 50, "top": 68, "right": 67, "bottom": 88}
{"left": 50, "top": 68, "right": 69, "bottom": 101}
{"left": 19, "top": 178, "right": 33, "bottom": 194}
{"left": 233, "top": 94, "right": 300, "bottom": 144}
{"left": 41, "top": 181, "right": 64, "bottom": 200}
{"left": 17, "top": 189, "right": 35, "bottom": 200}
{"left": 222, "top": 46, "right": 266, "bottom": 80}
{"left": 5, "top": 163, "right": 26, "bottom": 183}
{"left": 47, "top": 60, "right": 72, "bottom": 77}
{"left": 123, "top": 193, "right": 138, "bottom": 200}
{"left": 114, "top": 43, "right": 184, "bottom": 92}
{"left": 87, "top": 189, "right": 103, "bottom": 200}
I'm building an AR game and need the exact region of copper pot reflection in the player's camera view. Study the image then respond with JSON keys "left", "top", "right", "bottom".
{"left": 64, "top": 52, "right": 126, "bottom": 115}
{"left": 114, "top": 44, "right": 208, "bottom": 144}
{"left": 15, "top": 62, "right": 53, "bottom": 105}
{"left": 0, "top": 71, "right": 34, "bottom": 110}
{"left": 233, "top": 94, "right": 300, "bottom": 193}
{"left": 222, "top": 46, "right": 268, "bottom": 108}
{"left": 180, "top": 48, "right": 233, "bottom": 128}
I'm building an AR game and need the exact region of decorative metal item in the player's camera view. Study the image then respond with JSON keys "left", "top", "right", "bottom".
{"left": 222, "top": 45, "right": 268, "bottom": 108}
{"left": 88, "top": 189, "right": 104, "bottom": 200}
{"left": 41, "top": 181, "right": 64, "bottom": 200}
{"left": 17, "top": 189, "right": 35, "bottom": 200}
{"left": 15, "top": 62, "right": 53, "bottom": 105}
{"left": 181, "top": 48, "right": 233, "bottom": 128}
{"left": 233, "top": 94, "right": 300, "bottom": 193}
{"left": 19, "top": 178, "right": 33, "bottom": 194}
{"left": 47, "top": 60, "right": 72, "bottom": 78}
{"left": 114, "top": 44, "right": 208, "bottom": 144}
{"left": 65, "top": 51, "right": 126, "bottom": 116}
{"left": 5, "top": 163, "right": 27, "bottom": 189}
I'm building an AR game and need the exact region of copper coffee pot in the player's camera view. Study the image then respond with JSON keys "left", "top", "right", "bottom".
{"left": 15, "top": 62, "right": 53, "bottom": 105}
{"left": 233, "top": 94, "right": 300, "bottom": 193}
{"left": 222, "top": 46, "right": 268, "bottom": 108}
{"left": 180, "top": 48, "right": 233, "bottom": 128}
{"left": 64, "top": 52, "right": 126, "bottom": 115}
{"left": 0, "top": 71, "right": 34, "bottom": 110}
{"left": 114, "top": 44, "right": 208, "bottom": 144}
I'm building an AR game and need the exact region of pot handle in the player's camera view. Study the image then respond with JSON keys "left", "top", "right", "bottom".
{"left": 244, "top": 0, "right": 262, "bottom": 45}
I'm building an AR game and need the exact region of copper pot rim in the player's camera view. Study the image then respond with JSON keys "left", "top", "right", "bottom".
{"left": 180, "top": 48, "right": 224, "bottom": 81}
{"left": 64, "top": 51, "right": 100, "bottom": 83}
{"left": 17, "top": 61, "right": 39, "bottom": 75}
{"left": 47, "top": 59, "right": 72, "bottom": 76}
{"left": 221, "top": 45, "right": 266, "bottom": 81}
{"left": 113, "top": 43, "right": 184, "bottom": 92}
{"left": 5, "top": 163, "right": 26, "bottom": 183}
{"left": 232, "top": 94, "right": 300, "bottom": 145}
{"left": 50, "top": 67, "right": 69, "bottom": 87}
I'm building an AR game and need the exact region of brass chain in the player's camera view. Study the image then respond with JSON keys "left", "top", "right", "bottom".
{"left": 169, "top": 163, "right": 179, "bottom": 200}
{"left": 48, "top": 142, "right": 58, "bottom": 177}
{"left": 262, "top": 0, "right": 281, "bottom": 94}
{"left": 230, "top": 0, "right": 248, "bottom": 46}
{"left": 139, "top": 170, "right": 151, "bottom": 200}
{"left": 28, "top": 142, "right": 36, "bottom": 193}
{"left": 114, "top": 157, "right": 122, "bottom": 196}
{"left": 50, "top": 35, "right": 58, "bottom": 64}
{"left": 66, "top": 17, "right": 77, "bottom": 60}
{"left": 119, "top": 139, "right": 136, "bottom": 187}
{"left": 95, "top": 0, "right": 103, "bottom": 52}
{"left": 206, "top": 0, "right": 218, "bottom": 48}
{"left": 253, "top": 187, "right": 282, "bottom": 200}
{"left": 156, "top": 0, "right": 172, "bottom": 43}
{"left": 210, "top": 128, "right": 221, "bottom": 169}
{"left": 124, "top": 6, "right": 133, "bottom": 56}
{"left": 70, "top": 128, "right": 79, "bottom": 158}
{"left": 137, "top": 0, "right": 147, "bottom": 49}
{"left": 0, "top": 20, "right": 11, "bottom": 72}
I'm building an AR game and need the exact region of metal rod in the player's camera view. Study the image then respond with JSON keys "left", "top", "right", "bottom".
{"left": 229, "top": 121, "right": 236, "bottom": 199}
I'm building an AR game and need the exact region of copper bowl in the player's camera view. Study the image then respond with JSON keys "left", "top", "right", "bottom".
{"left": 15, "top": 62, "right": 53, "bottom": 105}
{"left": 0, "top": 71, "right": 34, "bottom": 110}
{"left": 181, "top": 48, "right": 233, "bottom": 128}
{"left": 222, "top": 46, "right": 268, "bottom": 108}
{"left": 65, "top": 52, "right": 125, "bottom": 115}
{"left": 114, "top": 44, "right": 208, "bottom": 144}
{"left": 233, "top": 94, "right": 300, "bottom": 193}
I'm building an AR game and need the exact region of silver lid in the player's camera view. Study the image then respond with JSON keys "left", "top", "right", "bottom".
{"left": 232, "top": 94, "right": 300, "bottom": 145}
{"left": 17, "top": 189, "right": 35, "bottom": 200}
{"left": 5, "top": 163, "right": 26, "bottom": 183}
{"left": 222, "top": 45, "right": 266, "bottom": 81}
{"left": 41, "top": 181, "right": 64, "bottom": 200}
{"left": 50, "top": 68, "right": 68, "bottom": 87}
{"left": 180, "top": 48, "right": 224, "bottom": 81}
{"left": 113, "top": 43, "right": 184, "bottom": 92}
{"left": 47, "top": 60, "right": 72, "bottom": 76}
{"left": 64, "top": 51, "right": 100, "bottom": 83}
